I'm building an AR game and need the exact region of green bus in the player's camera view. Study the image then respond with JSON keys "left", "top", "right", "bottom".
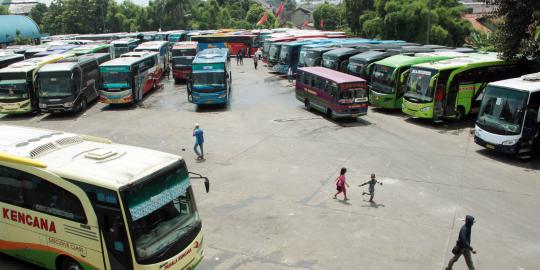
{"left": 369, "top": 54, "right": 456, "bottom": 109}
{"left": 402, "top": 53, "right": 531, "bottom": 121}
{"left": 71, "top": 43, "right": 111, "bottom": 56}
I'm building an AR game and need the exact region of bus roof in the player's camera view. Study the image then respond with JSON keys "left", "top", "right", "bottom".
{"left": 134, "top": 41, "right": 168, "bottom": 51}
{"left": 299, "top": 66, "right": 366, "bottom": 84}
{"left": 39, "top": 62, "right": 79, "bottom": 72}
{"left": 0, "top": 53, "right": 24, "bottom": 62}
{"left": 120, "top": 51, "right": 158, "bottom": 58}
{"left": 349, "top": 50, "right": 398, "bottom": 63}
{"left": 323, "top": 47, "right": 359, "bottom": 57}
{"left": 172, "top": 41, "right": 198, "bottom": 50}
{"left": 71, "top": 44, "right": 110, "bottom": 55}
{"left": 374, "top": 54, "right": 455, "bottom": 68}
{"left": 0, "top": 54, "right": 66, "bottom": 73}
{"left": 411, "top": 53, "right": 502, "bottom": 70}
{"left": 489, "top": 73, "right": 540, "bottom": 93}
{"left": 0, "top": 125, "right": 180, "bottom": 190}
{"left": 101, "top": 53, "right": 157, "bottom": 67}
{"left": 193, "top": 48, "right": 228, "bottom": 64}
{"left": 110, "top": 38, "right": 139, "bottom": 45}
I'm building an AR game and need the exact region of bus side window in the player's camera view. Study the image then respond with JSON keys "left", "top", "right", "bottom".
{"left": 303, "top": 73, "right": 309, "bottom": 85}
{"left": 73, "top": 67, "right": 81, "bottom": 91}
{"left": 0, "top": 166, "right": 25, "bottom": 205}
{"left": 329, "top": 82, "right": 337, "bottom": 97}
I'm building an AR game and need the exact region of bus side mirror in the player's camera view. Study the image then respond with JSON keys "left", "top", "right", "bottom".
{"left": 189, "top": 172, "right": 210, "bottom": 193}
{"left": 537, "top": 107, "right": 540, "bottom": 123}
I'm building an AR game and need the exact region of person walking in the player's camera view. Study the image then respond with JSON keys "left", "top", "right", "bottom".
{"left": 333, "top": 168, "right": 349, "bottom": 200}
{"left": 446, "top": 215, "right": 477, "bottom": 270}
{"left": 287, "top": 66, "right": 293, "bottom": 84}
{"left": 193, "top": 123, "right": 205, "bottom": 160}
{"left": 253, "top": 54, "right": 258, "bottom": 70}
{"left": 359, "top": 173, "right": 383, "bottom": 202}
{"left": 236, "top": 51, "right": 241, "bottom": 65}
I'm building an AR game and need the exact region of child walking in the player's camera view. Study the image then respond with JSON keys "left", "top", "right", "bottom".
{"left": 333, "top": 168, "right": 349, "bottom": 200}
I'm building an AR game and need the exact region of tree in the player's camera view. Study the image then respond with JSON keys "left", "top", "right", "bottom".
{"left": 344, "top": 0, "right": 373, "bottom": 34}
{"left": 28, "top": 3, "right": 48, "bottom": 29}
{"left": 491, "top": 0, "right": 540, "bottom": 61}
{"left": 313, "top": 3, "right": 340, "bottom": 30}
{"left": 0, "top": 5, "right": 8, "bottom": 15}
{"left": 245, "top": 4, "right": 276, "bottom": 29}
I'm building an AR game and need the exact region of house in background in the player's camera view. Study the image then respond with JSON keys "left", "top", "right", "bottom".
{"left": 290, "top": 6, "right": 312, "bottom": 29}
{"left": 1, "top": 0, "right": 38, "bottom": 15}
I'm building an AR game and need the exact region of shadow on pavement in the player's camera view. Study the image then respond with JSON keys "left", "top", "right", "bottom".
{"left": 195, "top": 103, "right": 229, "bottom": 113}
{"left": 404, "top": 115, "right": 476, "bottom": 133}
{"left": 40, "top": 99, "right": 99, "bottom": 121}
{"left": 362, "top": 201, "right": 386, "bottom": 208}
{"left": 475, "top": 149, "right": 540, "bottom": 171}
{"left": 0, "top": 112, "right": 37, "bottom": 121}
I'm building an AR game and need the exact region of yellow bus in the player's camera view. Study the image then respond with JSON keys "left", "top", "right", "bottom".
{"left": 0, "top": 125, "right": 209, "bottom": 270}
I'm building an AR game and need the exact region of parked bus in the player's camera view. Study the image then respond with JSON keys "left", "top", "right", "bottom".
{"left": 0, "top": 125, "right": 210, "bottom": 270}
{"left": 369, "top": 54, "right": 456, "bottom": 109}
{"left": 298, "top": 43, "right": 333, "bottom": 68}
{"left": 296, "top": 66, "right": 369, "bottom": 119}
{"left": 99, "top": 52, "right": 160, "bottom": 104}
{"left": 303, "top": 46, "right": 337, "bottom": 67}
{"left": 188, "top": 48, "right": 231, "bottom": 105}
{"left": 134, "top": 41, "right": 170, "bottom": 77}
{"left": 111, "top": 39, "right": 140, "bottom": 58}
{"left": 0, "top": 54, "right": 67, "bottom": 114}
{"left": 37, "top": 54, "right": 102, "bottom": 113}
{"left": 474, "top": 73, "right": 540, "bottom": 158}
{"left": 267, "top": 41, "right": 289, "bottom": 67}
{"left": 347, "top": 50, "right": 399, "bottom": 82}
{"left": 190, "top": 34, "right": 257, "bottom": 56}
{"left": 262, "top": 36, "right": 296, "bottom": 63}
{"left": 0, "top": 53, "right": 25, "bottom": 69}
{"left": 168, "top": 31, "right": 188, "bottom": 43}
{"left": 71, "top": 43, "right": 111, "bottom": 56}
{"left": 402, "top": 53, "right": 529, "bottom": 121}
{"left": 171, "top": 42, "right": 198, "bottom": 81}
{"left": 273, "top": 39, "right": 331, "bottom": 74}
{"left": 33, "top": 45, "right": 78, "bottom": 58}
{"left": 321, "top": 47, "right": 364, "bottom": 72}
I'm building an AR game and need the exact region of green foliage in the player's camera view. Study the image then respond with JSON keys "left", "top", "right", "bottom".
{"left": 28, "top": 3, "right": 48, "bottom": 29}
{"left": 245, "top": 4, "right": 276, "bottom": 29}
{"left": 15, "top": 30, "right": 32, "bottom": 45}
{"left": 344, "top": 0, "right": 373, "bottom": 34}
{"left": 313, "top": 3, "right": 340, "bottom": 30}
{"left": 0, "top": 5, "right": 9, "bottom": 15}
{"left": 491, "top": 0, "right": 540, "bottom": 61}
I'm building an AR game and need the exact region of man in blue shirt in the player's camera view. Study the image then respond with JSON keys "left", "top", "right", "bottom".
{"left": 193, "top": 123, "right": 204, "bottom": 160}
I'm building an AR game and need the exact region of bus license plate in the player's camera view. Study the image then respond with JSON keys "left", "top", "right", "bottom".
{"left": 351, "top": 114, "right": 358, "bottom": 118}
{"left": 486, "top": 144, "right": 495, "bottom": 149}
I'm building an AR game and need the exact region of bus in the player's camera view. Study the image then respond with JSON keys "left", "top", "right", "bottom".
{"left": 0, "top": 125, "right": 209, "bottom": 270}
{"left": 111, "top": 39, "right": 140, "bottom": 59}
{"left": 273, "top": 39, "right": 331, "bottom": 74}
{"left": 302, "top": 46, "right": 337, "bottom": 67}
{"left": 369, "top": 54, "right": 456, "bottom": 110}
{"left": 0, "top": 53, "right": 25, "bottom": 69}
{"left": 71, "top": 44, "right": 111, "bottom": 57}
{"left": 190, "top": 34, "right": 257, "bottom": 56}
{"left": 0, "top": 55, "right": 68, "bottom": 114}
{"left": 168, "top": 31, "right": 188, "bottom": 43}
{"left": 99, "top": 52, "right": 161, "bottom": 104}
{"left": 171, "top": 42, "right": 198, "bottom": 81}
{"left": 298, "top": 43, "right": 332, "bottom": 68}
{"left": 37, "top": 54, "right": 103, "bottom": 113}
{"left": 296, "top": 66, "right": 369, "bottom": 119}
{"left": 134, "top": 41, "right": 170, "bottom": 77}
{"left": 347, "top": 50, "right": 399, "bottom": 82}
{"left": 262, "top": 36, "right": 296, "bottom": 63}
{"left": 75, "top": 33, "right": 124, "bottom": 42}
{"left": 474, "top": 73, "right": 540, "bottom": 158}
{"left": 267, "top": 41, "right": 289, "bottom": 68}
{"left": 402, "top": 53, "right": 530, "bottom": 121}
{"left": 188, "top": 48, "right": 231, "bottom": 105}
{"left": 322, "top": 47, "right": 363, "bottom": 72}
{"left": 33, "top": 45, "right": 78, "bottom": 58}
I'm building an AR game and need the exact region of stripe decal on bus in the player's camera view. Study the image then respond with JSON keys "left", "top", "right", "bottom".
{"left": 64, "top": 225, "right": 99, "bottom": 242}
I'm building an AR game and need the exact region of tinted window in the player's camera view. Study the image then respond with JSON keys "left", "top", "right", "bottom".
{"left": 0, "top": 166, "right": 87, "bottom": 223}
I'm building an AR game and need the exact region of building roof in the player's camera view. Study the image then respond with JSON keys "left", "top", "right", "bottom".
{"left": 299, "top": 66, "right": 366, "bottom": 84}
{"left": 489, "top": 73, "right": 540, "bottom": 93}
{"left": 0, "top": 15, "right": 42, "bottom": 44}
{"left": 0, "top": 125, "right": 180, "bottom": 190}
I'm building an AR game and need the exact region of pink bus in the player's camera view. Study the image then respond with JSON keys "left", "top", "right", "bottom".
{"left": 296, "top": 67, "right": 368, "bottom": 119}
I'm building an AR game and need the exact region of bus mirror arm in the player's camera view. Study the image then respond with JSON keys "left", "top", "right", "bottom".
{"left": 189, "top": 172, "right": 210, "bottom": 193}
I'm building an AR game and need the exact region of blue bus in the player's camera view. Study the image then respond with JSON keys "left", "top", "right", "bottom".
{"left": 188, "top": 48, "right": 231, "bottom": 105}
{"left": 273, "top": 39, "right": 334, "bottom": 74}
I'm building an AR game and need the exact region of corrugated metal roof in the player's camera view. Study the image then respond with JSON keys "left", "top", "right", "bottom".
{"left": 0, "top": 15, "right": 42, "bottom": 43}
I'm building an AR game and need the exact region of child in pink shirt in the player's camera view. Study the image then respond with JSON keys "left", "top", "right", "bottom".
{"left": 333, "top": 167, "right": 349, "bottom": 200}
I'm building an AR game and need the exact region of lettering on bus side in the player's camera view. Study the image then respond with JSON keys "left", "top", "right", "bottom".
{"left": 48, "top": 237, "right": 87, "bottom": 257}
{"left": 2, "top": 208, "right": 57, "bottom": 233}
{"left": 304, "top": 87, "right": 317, "bottom": 96}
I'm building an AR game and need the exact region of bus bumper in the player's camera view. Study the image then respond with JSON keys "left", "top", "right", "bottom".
{"left": 474, "top": 126, "right": 521, "bottom": 155}
{"left": 402, "top": 100, "right": 434, "bottom": 119}
{"left": 99, "top": 90, "right": 134, "bottom": 104}
{"left": 369, "top": 91, "right": 400, "bottom": 109}
{"left": 0, "top": 99, "right": 33, "bottom": 114}
{"left": 173, "top": 69, "right": 191, "bottom": 80}
{"left": 191, "top": 91, "right": 227, "bottom": 105}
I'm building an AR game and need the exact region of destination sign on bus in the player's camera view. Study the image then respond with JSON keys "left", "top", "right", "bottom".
{"left": 100, "top": 66, "right": 130, "bottom": 72}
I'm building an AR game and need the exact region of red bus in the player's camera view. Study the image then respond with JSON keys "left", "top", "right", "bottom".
{"left": 171, "top": 41, "right": 198, "bottom": 81}
{"left": 190, "top": 35, "right": 257, "bottom": 56}
{"left": 296, "top": 67, "right": 368, "bottom": 119}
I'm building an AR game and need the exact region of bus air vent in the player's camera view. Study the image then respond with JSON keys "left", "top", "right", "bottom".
{"left": 30, "top": 142, "right": 58, "bottom": 158}
{"left": 522, "top": 73, "right": 540, "bottom": 81}
{"left": 85, "top": 149, "right": 117, "bottom": 160}
{"left": 55, "top": 136, "right": 83, "bottom": 147}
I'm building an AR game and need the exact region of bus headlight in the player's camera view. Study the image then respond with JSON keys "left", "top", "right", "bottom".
{"left": 39, "top": 103, "right": 47, "bottom": 109}
{"left": 63, "top": 102, "right": 74, "bottom": 107}
{"left": 420, "top": 106, "right": 431, "bottom": 112}
{"left": 502, "top": 139, "right": 519, "bottom": 146}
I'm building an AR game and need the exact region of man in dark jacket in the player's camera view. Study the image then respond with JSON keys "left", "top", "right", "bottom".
{"left": 446, "top": 215, "right": 476, "bottom": 270}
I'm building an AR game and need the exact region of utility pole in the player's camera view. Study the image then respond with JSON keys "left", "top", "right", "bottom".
{"left": 426, "top": 0, "right": 432, "bottom": 44}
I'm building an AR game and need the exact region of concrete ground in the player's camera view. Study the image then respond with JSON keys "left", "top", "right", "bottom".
{"left": 1, "top": 61, "right": 539, "bottom": 270}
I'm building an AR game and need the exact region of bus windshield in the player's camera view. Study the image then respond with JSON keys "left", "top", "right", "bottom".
{"left": 172, "top": 49, "right": 196, "bottom": 57}
{"left": 298, "top": 50, "right": 307, "bottom": 66}
{"left": 322, "top": 55, "right": 338, "bottom": 70}
{"left": 477, "top": 86, "right": 528, "bottom": 135}
{"left": 172, "top": 57, "right": 194, "bottom": 67}
{"left": 0, "top": 73, "right": 28, "bottom": 100}
{"left": 279, "top": 46, "right": 292, "bottom": 64}
{"left": 122, "top": 164, "right": 200, "bottom": 261}
{"left": 193, "top": 71, "right": 225, "bottom": 88}
{"left": 269, "top": 45, "right": 280, "bottom": 61}
{"left": 113, "top": 47, "right": 129, "bottom": 57}
{"left": 348, "top": 60, "right": 368, "bottom": 77}
{"left": 39, "top": 72, "right": 73, "bottom": 98}
{"left": 404, "top": 69, "right": 436, "bottom": 102}
{"left": 101, "top": 71, "right": 130, "bottom": 88}
{"left": 305, "top": 51, "right": 322, "bottom": 67}
{"left": 371, "top": 65, "right": 395, "bottom": 93}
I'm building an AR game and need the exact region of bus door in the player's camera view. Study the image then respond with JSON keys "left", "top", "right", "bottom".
{"left": 0, "top": 164, "right": 104, "bottom": 269}
{"left": 398, "top": 69, "right": 410, "bottom": 100}
{"left": 523, "top": 92, "right": 540, "bottom": 151}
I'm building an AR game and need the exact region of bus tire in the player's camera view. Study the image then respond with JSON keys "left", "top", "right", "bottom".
{"left": 327, "top": 109, "right": 336, "bottom": 120}
{"left": 455, "top": 106, "right": 465, "bottom": 121}
{"left": 304, "top": 99, "right": 311, "bottom": 110}
{"left": 58, "top": 256, "right": 82, "bottom": 270}
{"left": 80, "top": 98, "right": 87, "bottom": 112}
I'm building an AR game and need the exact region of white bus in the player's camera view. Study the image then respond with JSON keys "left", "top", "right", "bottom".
{"left": 0, "top": 125, "right": 209, "bottom": 270}
{"left": 134, "top": 41, "right": 170, "bottom": 77}
{"left": 111, "top": 39, "right": 140, "bottom": 59}
{"left": 475, "top": 72, "right": 540, "bottom": 158}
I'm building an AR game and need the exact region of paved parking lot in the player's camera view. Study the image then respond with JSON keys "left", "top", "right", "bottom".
{"left": 1, "top": 62, "right": 539, "bottom": 270}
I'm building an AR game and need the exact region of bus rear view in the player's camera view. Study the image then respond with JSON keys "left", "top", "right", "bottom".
{"left": 171, "top": 41, "right": 198, "bottom": 81}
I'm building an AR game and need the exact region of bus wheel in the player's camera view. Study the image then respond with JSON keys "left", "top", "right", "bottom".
{"left": 80, "top": 98, "right": 87, "bottom": 112}
{"left": 59, "top": 257, "right": 82, "bottom": 270}
{"left": 326, "top": 109, "right": 336, "bottom": 120}
{"left": 455, "top": 106, "right": 465, "bottom": 121}
{"left": 304, "top": 100, "right": 311, "bottom": 110}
